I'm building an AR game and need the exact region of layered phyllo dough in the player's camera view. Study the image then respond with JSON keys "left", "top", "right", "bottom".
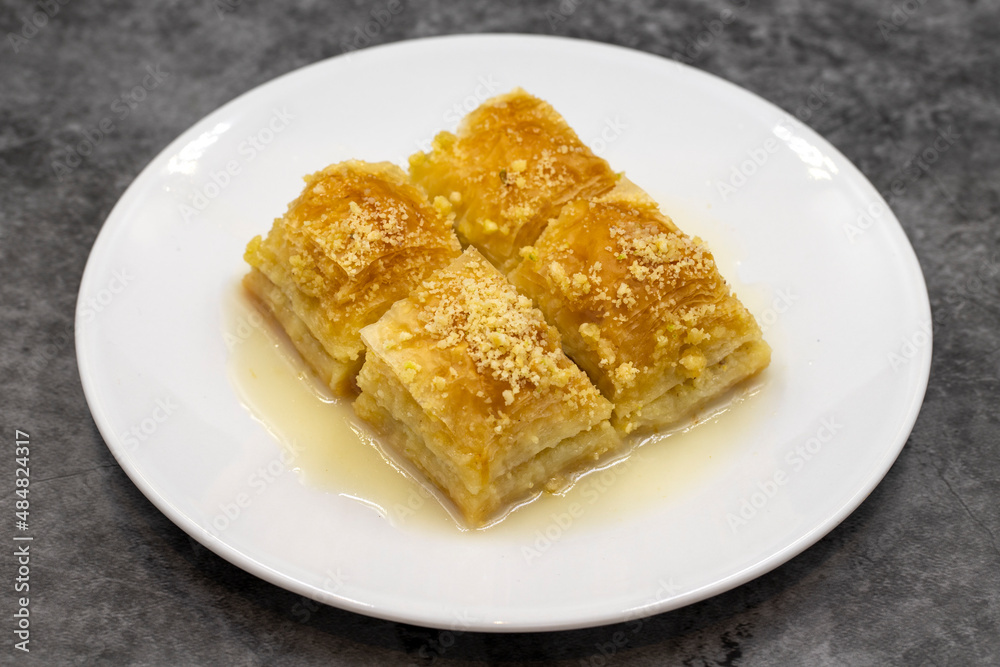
{"left": 242, "top": 89, "right": 773, "bottom": 528}
{"left": 354, "top": 248, "right": 620, "bottom": 526}
{"left": 508, "top": 179, "right": 771, "bottom": 435}
{"left": 244, "top": 160, "right": 462, "bottom": 395}
{"left": 409, "top": 88, "right": 619, "bottom": 272}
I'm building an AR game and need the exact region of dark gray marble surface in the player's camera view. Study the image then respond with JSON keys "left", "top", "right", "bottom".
{"left": 1, "top": 0, "right": 998, "bottom": 664}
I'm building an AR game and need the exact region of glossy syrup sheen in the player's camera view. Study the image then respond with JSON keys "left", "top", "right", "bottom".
{"left": 226, "top": 277, "right": 770, "bottom": 537}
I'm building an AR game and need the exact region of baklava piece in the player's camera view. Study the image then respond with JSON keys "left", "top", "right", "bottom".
{"left": 244, "top": 160, "right": 462, "bottom": 395}
{"left": 354, "top": 248, "right": 620, "bottom": 527}
{"left": 409, "top": 88, "right": 619, "bottom": 272}
{"left": 508, "top": 179, "right": 771, "bottom": 435}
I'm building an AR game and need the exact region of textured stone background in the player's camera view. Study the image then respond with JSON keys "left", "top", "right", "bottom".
{"left": 1, "top": 0, "right": 998, "bottom": 664}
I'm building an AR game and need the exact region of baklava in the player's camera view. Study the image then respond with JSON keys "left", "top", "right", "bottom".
{"left": 409, "top": 88, "right": 619, "bottom": 272}
{"left": 508, "top": 178, "right": 771, "bottom": 435}
{"left": 244, "top": 160, "right": 462, "bottom": 395}
{"left": 355, "top": 247, "right": 620, "bottom": 526}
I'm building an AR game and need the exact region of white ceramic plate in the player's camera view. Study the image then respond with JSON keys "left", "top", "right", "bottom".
{"left": 76, "top": 34, "right": 931, "bottom": 632}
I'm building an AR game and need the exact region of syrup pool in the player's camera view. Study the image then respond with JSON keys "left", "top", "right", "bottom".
{"left": 225, "top": 280, "right": 771, "bottom": 537}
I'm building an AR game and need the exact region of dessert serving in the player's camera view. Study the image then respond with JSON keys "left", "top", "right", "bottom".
{"left": 354, "top": 248, "right": 619, "bottom": 526}
{"left": 409, "top": 88, "right": 619, "bottom": 272}
{"left": 241, "top": 89, "right": 770, "bottom": 527}
{"left": 243, "top": 160, "right": 461, "bottom": 395}
{"left": 508, "top": 178, "right": 771, "bottom": 435}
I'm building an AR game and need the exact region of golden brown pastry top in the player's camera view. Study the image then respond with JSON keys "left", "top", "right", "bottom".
{"left": 269, "top": 160, "right": 460, "bottom": 284}
{"left": 409, "top": 88, "right": 619, "bottom": 270}
{"left": 244, "top": 161, "right": 462, "bottom": 358}
{"left": 510, "top": 179, "right": 760, "bottom": 399}
{"left": 361, "top": 248, "right": 611, "bottom": 449}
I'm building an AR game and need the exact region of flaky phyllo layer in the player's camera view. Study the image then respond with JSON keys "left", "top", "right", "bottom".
{"left": 355, "top": 249, "right": 619, "bottom": 525}
{"left": 244, "top": 160, "right": 461, "bottom": 394}
{"left": 509, "top": 178, "right": 770, "bottom": 434}
{"left": 409, "top": 87, "right": 619, "bottom": 272}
